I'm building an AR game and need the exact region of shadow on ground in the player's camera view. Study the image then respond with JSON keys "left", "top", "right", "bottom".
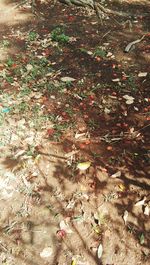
{"left": 0, "top": 0, "right": 150, "bottom": 264}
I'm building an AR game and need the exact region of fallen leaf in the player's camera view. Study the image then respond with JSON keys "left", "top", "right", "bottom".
{"left": 75, "top": 132, "right": 86, "bottom": 139}
{"left": 40, "top": 247, "right": 53, "bottom": 258}
{"left": 59, "top": 220, "right": 73, "bottom": 233}
{"left": 93, "top": 225, "right": 101, "bottom": 235}
{"left": 61, "top": 76, "right": 76, "bottom": 82}
{"left": 138, "top": 72, "right": 147, "bottom": 77}
{"left": 134, "top": 196, "right": 146, "bottom": 206}
{"left": 77, "top": 161, "right": 91, "bottom": 171}
{"left": 107, "top": 52, "right": 113, "bottom": 57}
{"left": 112, "top": 78, "right": 120, "bottom": 82}
{"left": 110, "top": 171, "right": 121, "bottom": 178}
{"left": 123, "top": 95, "right": 134, "bottom": 105}
{"left": 118, "top": 183, "right": 126, "bottom": 191}
{"left": 87, "top": 51, "right": 93, "bottom": 55}
{"left": 71, "top": 260, "right": 76, "bottom": 265}
{"left": 139, "top": 233, "right": 145, "bottom": 245}
{"left": 123, "top": 210, "right": 128, "bottom": 225}
{"left": 144, "top": 205, "right": 149, "bottom": 216}
{"left": 97, "top": 243, "right": 103, "bottom": 259}
{"left": 56, "top": 229, "right": 66, "bottom": 238}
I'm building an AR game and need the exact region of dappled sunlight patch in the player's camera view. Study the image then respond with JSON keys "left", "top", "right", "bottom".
{"left": 0, "top": 46, "right": 21, "bottom": 61}
{"left": 119, "top": 0, "right": 150, "bottom": 4}
{"left": 0, "top": 0, "right": 34, "bottom": 26}
{"left": 0, "top": 1, "right": 149, "bottom": 264}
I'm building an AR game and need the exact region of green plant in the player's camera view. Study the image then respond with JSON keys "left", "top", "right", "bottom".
{"left": 51, "top": 27, "right": 70, "bottom": 44}
{"left": 5, "top": 76, "right": 14, "bottom": 83}
{"left": 79, "top": 47, "right": 88, "bottom": 53}
{"left": 93, "top": 47, "right": 106, "bottom": 58}
{"left": 0, "top": 113, "right": 4, "bottom": 126}
{"left": 39, "top": 57, "right": 49, "bottom": 66}
{"left": 88, "top": 118, "right": 99, "bottom": 130}
{"left": 28, "top": 31, "right": 38, "bottom": 41}
{"left": 18, "top": 102, "right": 29, "bottom": 113}
{"left": 127, "top": 74, "right": 137, "bottom": 91}
{"left": 26, "top": 145, "right": 38, "bottom": 157}
{"left": 1, "top": 39, "right": 10, "bottom": 48}
{"left": 6, "top": 58, "right": 14, "bottom": 67}
{"left": 20, "top": 87, "right": 31, "bottom": 96}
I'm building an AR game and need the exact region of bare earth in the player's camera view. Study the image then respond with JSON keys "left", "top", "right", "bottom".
{"left": 0, "top": 1, "right": 150, "bottom": 265}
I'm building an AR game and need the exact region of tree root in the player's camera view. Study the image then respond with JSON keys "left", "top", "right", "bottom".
{"left": 58, "top": 0, "right": 130, "bottom": 18}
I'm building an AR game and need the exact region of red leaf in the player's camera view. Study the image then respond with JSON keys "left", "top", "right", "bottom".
{"left": 47, "top": 129, "right": 55, "bottom": 136}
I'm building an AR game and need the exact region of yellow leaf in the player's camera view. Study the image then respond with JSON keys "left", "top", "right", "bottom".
{"left": 93, "top": 225, "right": 101, "bottom": 234}
{"left": 77, "top": 161, "right": 91, "bottom": 171}
{"left": 71, "top": 260, "right": 76, "bottom": 265}
{"left": 118, "top": 183, "right": 126, "bottom": 191}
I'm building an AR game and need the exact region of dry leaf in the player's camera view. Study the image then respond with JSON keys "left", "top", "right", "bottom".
{"left": 144, "top": 205, "right": 149, "bottom": 216}
{"left": 138, "top": 72, "right": 147, "bottom": 77}
{"left": 40, "top": 247, "right": 53, "bottom": 258}
{"left": 61, "top": 76, "right": 76, "bottom": 82}
{"left": 97, "top": 243, "right": 103, "bottom": 259}
{"left": 77, "top": 161, "right": 91, "bottom": 171}
{"left": 59, "top": 220, "right": 73, "bottom": 234}
{"left": 123, "top": 95, "right": 134, "bottom": 105}
{"left": 110, "top": 171, "right": 121, "bottom": 178}
{"left": 118, "top": 183, "right": 126, "bottom": 191}
{"left": 112, "top": 78, "right": 120, "bottom": 82}
{"left": 71, "top": 260, "right": 76, "bottom": 265}
{"left": 75, "top": 132, "right": 86, "bottom": 139}
{"left": 123, "top": 210, "right": 128, "bottom": 225}
{"left": 134, "top": 197, "right": 146, "bottom": 207}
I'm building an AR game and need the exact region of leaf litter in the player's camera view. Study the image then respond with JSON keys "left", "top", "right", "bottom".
{"left": 0, "top": 1, "right": 150, "bottom": 265}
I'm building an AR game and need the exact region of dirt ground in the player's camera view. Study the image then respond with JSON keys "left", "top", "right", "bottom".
{"left": 0, "top": 0, "right": 150, "bottom": 265}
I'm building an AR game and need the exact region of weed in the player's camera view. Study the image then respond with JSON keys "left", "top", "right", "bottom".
{"left": 91, "top": 83, "right": 107, "bottom": 92}
{"left": 20, "top": 87, "right": 31, "bottom": 96}
{"left": 32, "top": 104, "right": 41, "bottom": 114}
{"left": 77, "top": 79, "right": 84, "bottom": 86}
{"left": 127, "top": 74, "right": 137, "bottom": 91}
{"left": 127, "top": 224, "right": 136, "bottom": 234}
{"left": 1, "top": 39, "right": 10, "bottom": 48}
{"left": 39, "top": 57, "right": 49, "bottom": 66}
{"left": 92, "top": 152, "right": 101, "bottom": 159}
{"left": 65, "top": 81, "right": 73, "bottom": 88}
{"left": 48, "top": 113, "right": 58, "bottom": 122}
{"left": 93, "top": 47, "right": 107, "bottom": 58}
{"left": 33, "top": 115, "right": 49, "bottom": 130}
{"left": 103, "top": 192, "right": 118, "bottom": 202}
{"left": 51, "top": 27, "right": 70, "bottom": 44}
{"left": 65, "top": 107, "right": 74, "bottom": 116}
{"left": 26, "top": 145, "right": 38, "bottom": 158}
{"left": 18, "top": 102, "right": 30, "bottom": 113}
{"left": 88, "top": 118, "right": 99, "bottom": 130}
{"left": 6, "top": 58, "right": 14, "bottom": 67}
{"left": 0, "top": 113, "right": 4, "bottom": 126}
{"left": 47, "top": 82, "right": 66, "bottom": 93}
{"left": 79, "top": 47, "right": 89, "bottom": 53}
{"left": 47, "top": 82, "right": 57, "bottom": 93}
{"left": 28, "top": 31, "right": 38, "bottom": 41}
{"left": 3, "top": 220, "right": 18, "bottom": 234}
{"left": 5, "top": 76, "right": 14, "bottom": 84}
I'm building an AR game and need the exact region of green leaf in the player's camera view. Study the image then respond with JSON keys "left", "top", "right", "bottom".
{"left": 139, "top": 233, "right": 145, "bottom": 245}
